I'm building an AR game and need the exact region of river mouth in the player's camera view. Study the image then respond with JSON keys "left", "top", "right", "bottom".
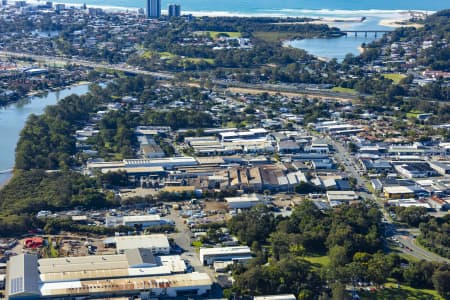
{"left": 284, "top": 15, "right": 391, "bottom": 61}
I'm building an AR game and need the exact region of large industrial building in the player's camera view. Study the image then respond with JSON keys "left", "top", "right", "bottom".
{"left": 225, "top": 194, "right": 264, "bottom": 209}
{"left": 113, "top": 234, "right": 171, "bottom": 254}
{"left": 105, "top": 214, "right": 173, "bottom": 228}
{"left": 199, "top": 246, "right": 252, "bottom": 266}
{"left": 6, "top": 249, "right": 211, "bottom": 299}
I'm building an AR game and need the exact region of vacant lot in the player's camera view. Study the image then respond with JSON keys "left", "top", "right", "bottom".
{"left": 382, "top": 73, "right": 407, "bottom": 84}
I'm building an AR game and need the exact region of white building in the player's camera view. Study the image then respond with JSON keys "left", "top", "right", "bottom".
{"left": 7, "top": 252, "right": 212, "bottom": 299}
{"left": 254, "top": 295, "right": 297, "bottom": 300}
{"left": 106, "top": 215, "right": 172, "bottom": 228}
{"left": 124, "top": 157, "right": 198, "bottom": 169}
{"left": 326, "top": 191, "right": 359, "bottom": 206}
{"left": 114, "top": 234, "right": 170, "bottom": 254}
{"left": 199, "top": 246, "right": 252, "bottom": 266}
{"left": 225, "top": 194, "right": 264, "bottom": 209}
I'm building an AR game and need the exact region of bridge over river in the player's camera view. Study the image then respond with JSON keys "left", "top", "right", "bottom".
{"left": 341, "top": 30, "right": 394, "bottom": 37}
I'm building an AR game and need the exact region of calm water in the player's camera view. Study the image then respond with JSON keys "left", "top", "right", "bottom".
{"left": 0, "top": 84, "right": 90, "bottom": 185}
{"left": 286, "top": 16, "right": 390, "bottom": 61}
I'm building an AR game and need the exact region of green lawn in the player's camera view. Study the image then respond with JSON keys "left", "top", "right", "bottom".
{"left": 159, "top": 51, "right": 176, "bottom": 59}
{"left": 196, "top": 31, "right": 242, "bottom": 39}
{"left": 382, "top": 73, "right": 407, "bottom": 84}
{"left": 183, "top": 57, "right": 215, "bottom": 64}
{"left": 302, "top": 255, "right": 330, "bottom": 267}
{"left": 191, "top": 241, "right": 203, "bottom": 248}
{"left": 406, "top": 110, "right": 424, "bottom": 118}
{"left": 225, "top": 121, "right": 238, "bottom": 128}
{"left": 331, "top": 86, "right": 358, "bottom": 94}
{"left": 360, "top": 282, "right": 443, "bottom": 300}
{"left": 254, "top": 31, "right": 301, "bottom": 42}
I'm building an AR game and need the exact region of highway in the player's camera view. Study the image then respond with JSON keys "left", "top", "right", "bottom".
{"left": 393, "top": 228, "right": 449, "bottom": 263}
{"left": 326, "top": 136, "right": 449, "bottom": 262}
{"left": 0, "top": 51, "right": 175, "bottom": 80}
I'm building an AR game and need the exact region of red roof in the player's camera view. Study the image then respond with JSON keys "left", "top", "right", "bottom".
{"left": 24, "top": 237, "right": 44, "bottom": 249}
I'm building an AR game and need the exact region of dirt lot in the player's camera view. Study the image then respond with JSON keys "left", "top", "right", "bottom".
{"left": 15, "top": 235, "right": 114, "bottom": 258}
{"left": 120, "top": 188, "right": 160, "bottom": 198}
{"left": 202, "top": 200, "right": 228, "bottom": 213}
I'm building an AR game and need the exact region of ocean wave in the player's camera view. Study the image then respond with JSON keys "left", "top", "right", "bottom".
{"left": 19, "top": 1, "right": 436, "bottom": 18}
{"left": 0, "top": 168, "right": 13, "bottom": 174}
{"left": 257, "top": 8, "right": 435, "bottom": 18}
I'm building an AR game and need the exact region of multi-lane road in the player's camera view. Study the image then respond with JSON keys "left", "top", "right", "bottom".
{"left": 328, "top": 136, "right": 449, "bottom": 262}
{"left": 0, "top": 51, "right": 175, "bottom": 80}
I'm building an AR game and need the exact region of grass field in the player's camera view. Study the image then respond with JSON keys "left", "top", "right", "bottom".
{"left": 253, "top": 31, "right": 301, "bottom": 42}
{"left": 382, "top": 73, "right": 407, "bottom": 84}
{"left": 303, "top": 255, "right": 330, "bottom": 267}
{"left": 184, "top": 57, "right": 215, "bottom": 64}
{"left": 406, "top": 110, "right": 424, "bottom": 118}
{"left": 196, "top": 31, "right": 242, "bottom": 39}
{"left": 331, "top": 86, "right": 358, "bottom": 94}
{"left": 360, "top": 282, "right": 443, "bottom": 300}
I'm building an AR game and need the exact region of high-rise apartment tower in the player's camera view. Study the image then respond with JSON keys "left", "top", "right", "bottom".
{"left": 146, "top": 0, "right": 161, "bottom": 18}
{"left": 168, "top": 3, "right": 181, "bottom": 17}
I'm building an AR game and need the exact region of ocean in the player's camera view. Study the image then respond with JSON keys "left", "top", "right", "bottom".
{"left": 38, "top": 0, "right": 450, "bottom": 16}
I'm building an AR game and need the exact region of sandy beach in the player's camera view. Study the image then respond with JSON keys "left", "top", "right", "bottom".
{"left": 0, "top": 174, "right": 12, "bottom": 190}
{"left": 378, "top": 11, "right": 426, "bottom": 28}
{"left": 379, "top": 18, "right": 424, "bottom": 28}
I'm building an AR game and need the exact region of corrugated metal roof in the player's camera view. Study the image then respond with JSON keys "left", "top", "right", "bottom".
{"left": 7, "top": 254, "right": 40, "bottom": 297}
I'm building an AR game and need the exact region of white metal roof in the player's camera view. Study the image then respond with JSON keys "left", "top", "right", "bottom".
{"left": 115, "top": 235, "right": 170, "bottom": 252}
{"left": 199, "top": 246, "right": 251, "bottom": 256}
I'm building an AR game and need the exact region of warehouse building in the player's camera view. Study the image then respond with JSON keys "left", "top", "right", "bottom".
{"left": 383, "top": 186, "right": 415, "bottom": 199}
{"left": 6, "top": 251, "right": 210, "bottom": 299}
{"left": 113, "top": 234, "right": 171, "bottom": 254}
{"left": 105, "top": 214, "right": 173, "bottom": 228}
{"left": 326, "top": 191, "right": 359, "bottom": 207}
{"left": 199, "top": 246, "right": 252, "bottom": 266}
{"left": 225, "top": 194, "right": 264, "bottom": 209}
{"left": 429, "top": 161, "right": 450, "bottom": 176}
{"left": 393, "top": 162, "right": 438, "bottom": 178}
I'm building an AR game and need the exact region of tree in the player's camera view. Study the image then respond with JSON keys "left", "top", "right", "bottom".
{"left": 394, "top": 206, "right": 429, "bottom": 227}
{"left": 432, "top": 267, "right": 450, "bottom": 299}
{"left": 403, "top": 260, "right": 435, "bottom": 288}
{"left": 331, "top": 282, "right": 349, "bottom": 300}
{"left": 329, "top": 245, "right": 349, "bottom": 269}
{"left": 366, "top": 252, "right": 391, "bottom": 286}
{"left": 228, "top": 205, "right": 276, "bottom": 245}
{"left": 295, "top": 182, "right": 324, "bottom": 194}
{"left": 348, "top": 142, "right": 358, "bottom": 153}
